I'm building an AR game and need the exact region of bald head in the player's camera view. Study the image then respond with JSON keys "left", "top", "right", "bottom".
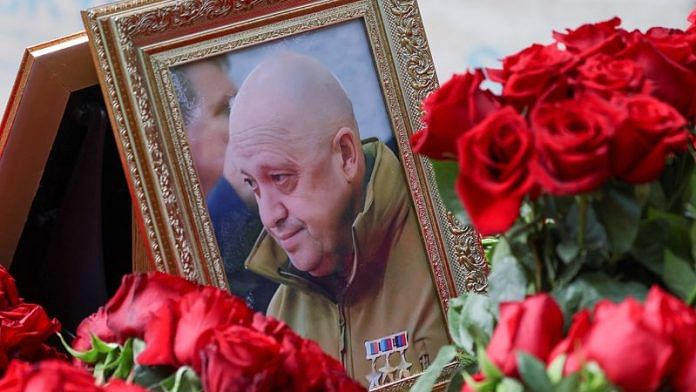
{"left": 224, "top": 53, "right": 367, "bottom": 277}
{"left": 229, "top": 53, "right": 359, "bottom": 152}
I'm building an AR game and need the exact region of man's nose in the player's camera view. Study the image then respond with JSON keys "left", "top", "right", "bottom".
{"left": 258, "top": 191, "right": 288, "bottom": 230}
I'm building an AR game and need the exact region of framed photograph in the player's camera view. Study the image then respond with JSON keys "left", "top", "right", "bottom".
{"left": 82, "top": 0, "right": 488, "bottom": 389}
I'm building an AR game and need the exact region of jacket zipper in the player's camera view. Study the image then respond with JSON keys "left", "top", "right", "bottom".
{"left": 338, "top": 299, "right": 348, "bottom": 370}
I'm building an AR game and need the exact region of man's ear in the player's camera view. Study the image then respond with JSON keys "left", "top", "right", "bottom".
{"left": 333, "top": 127, "right": 360, "bottom": 182}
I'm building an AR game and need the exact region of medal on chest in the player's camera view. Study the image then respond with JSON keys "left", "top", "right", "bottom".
{"left": 364, "top": 330, "right": 412, "bottom": 389}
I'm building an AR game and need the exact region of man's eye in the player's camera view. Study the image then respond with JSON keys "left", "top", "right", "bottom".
{"left": 270, "top": 174, "right": 288, "bottom": 184}
{"left": 243, "top": 178, "right": 257, "bottom": 189}
{"left": 270, "top": 174, "right": 295, "bottom": 192}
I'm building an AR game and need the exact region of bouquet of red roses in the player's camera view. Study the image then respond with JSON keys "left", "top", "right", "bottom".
{"left": 411, "top": 11, "right": 696, "bottom": 392}
{"left": 414, "top": 17, "right": 695, "bottom": 236}
{"left": 451, "top": 287, "right": 695, "bottom": 392}
{"left": 412, "top": 15, "right": 696, "bottom": 316}
{"left": 61, "top": 272, "right": 364, "bottom": 392}
{"left": 0, "top": 269, "right": 363, "bottom": 392}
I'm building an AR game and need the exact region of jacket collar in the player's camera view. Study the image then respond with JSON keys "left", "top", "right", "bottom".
{"left": 245, "top": 140, "right": 411, "bottom": 303}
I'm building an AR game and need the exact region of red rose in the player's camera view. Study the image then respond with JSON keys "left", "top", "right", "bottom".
{"left": 104, "top": 272, "right": 198, "bottom": 338}
{"left": 645, "top": 27, "right": 696, "bottom": 67}
{"left": 0, "top": 266, "right": 20, "bottom": 309}
{"left": 674, "top": 352, "right": 696, "bottom": 392}
{"left": 611, "top": 94, "right": 688, "bottom": 183}
{"left": 13, "top": 343, "right": 66, "bottom": 366}
{"left": 73, "top": 272, "right": 198, "bottom": 351}
{"left": 254, "top": 313, "right": 363, "bottom": 390}
{"left": 486, "top": 294, "right": 564, "bottom": 377}
{"left": 137, "top": 286, "right": 253, "bottom": 372}
{"left": 102, "top": 379, "right": 148, "bottom": 392}
{"left": 581, "top": 299, "right": 674, "bottom": 392}
{"left": 411, "top": 70, "right": 499, "bottom": 160}
{"left": 550, "top": 291, "right": 693, "bottom": 391}
{"left": 0, "top": 360, "right": 102, "bottom": 391}
{"left": 0, "top": 303, "right": 60, "bottom": 359}
{"left": 454, "top": 107, "right": 535, "bottom": 235}
{"left": 619, "top": 36, "right": 696, "bottom": 118}
{"left": 642, "top": 287, "right": 696, "bottom": 391}
{"left": 488, "top": 44, "right": 574, "bottom": 108}
{"left": 250, "top": 312, "right": 292, "bottom": 341}
{"left": 279, "top": 332, "right": 363, "bottom": 392}
{"left": 552, "top": 18, "right": 625, "bottom": 57}
{"left": 547, "top": 309, "right": 592, "bottom": 375}
{"left": 461, "top": 372, "right": 485, "bottom": 392}
{"left": 577, "top": 54, "right": 645, "bottom": 95}
{"left": 200, "top": 326, "right": 283, "bottom": 392}
{"left": 72, "top": 308, "right": 119, "bottom": 353}
{"left": 200, "top": 314, "right": 363, "bottom": 392}
{"left": 531, "top": 92, "right": 620, "bottom": 195}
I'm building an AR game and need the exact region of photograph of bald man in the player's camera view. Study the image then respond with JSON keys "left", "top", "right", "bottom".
{"left": 228, "top": 52, "right": 449, "bottom": 388}
{"left": 171, "top": 58, "right": 278, "bottom": 312}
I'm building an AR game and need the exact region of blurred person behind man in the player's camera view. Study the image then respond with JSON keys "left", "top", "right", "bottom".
{"left": 171, "top": 57, "right": 278, "bottom": 312}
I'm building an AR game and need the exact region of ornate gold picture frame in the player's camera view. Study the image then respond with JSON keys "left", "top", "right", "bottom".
{"left": 82, "top": 0, "right": 488, "bottom": 389}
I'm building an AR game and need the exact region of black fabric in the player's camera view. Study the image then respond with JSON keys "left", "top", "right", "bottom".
{"left": 11, "top": 86, "right": 131, "bottom": 332}
{"left": 206, "top": 178, "right": 277, "bottom": 312}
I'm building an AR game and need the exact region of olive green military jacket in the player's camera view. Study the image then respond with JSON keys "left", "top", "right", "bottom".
{"left": 245, "top": 141, "right": 449, "bottom": 388}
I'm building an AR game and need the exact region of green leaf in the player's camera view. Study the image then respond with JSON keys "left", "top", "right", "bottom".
{"left": 94, "top": 361, "right": 107, "bottom": 385}
{"left": 159, "top": 366, "right": 201, "bottom": 392}
{"left": 463, "top": 372, "right": 497, "bottom": 392}
{"left": 648, "top": 210, "right": 692, "bottom": 256}
{"left": 447, "top": 296, "right": 471, "bottom": 351}
{"left": 580, "top": 362, "right": 618, "bottom": 392}
{"left": 690, "top": 220, "right": 696, "bottom": 263}
{"left": 447, "top": 294, "right": 495, "bottom": 353}
{"left": 496, "top": 377, "right": 524, "bottom": 392}
{"left": 648, "top": 181, "right": 667, "bottom": 210}
{"left": 445, "top": 371, "right": 465, "bottom": 392}
{"left": 432, "top": 160, "right": 469, "bottom": 224}
{"left": 92, "top": 347, "right": 124, "bottom": 384}
{"left": 478, "top": 347, "right": 503, "bottom": 381}
{"left": 556, "top": 242, "right": 579, "bottom": 264}
{"left": 580, "top": 272, "right": 648, "bottom": 302}
{"left": 483, "top": 237, "right": 500, "bottom": 264}
{"left": 57, "top": 333, "right": 100, "bottom": 364}
{"left": 546, "top": 355, "right": 566, "bottom": 384}
{"left": 633, "top": 210, "right": 692, "bottom": 276}
{"left": 555, "top": 373, "right": 581, "bottom": 392}
{"left": 555, "top": 254, "right": 585, "bottom": 288}
{"left": 133, "top": 365, "right": 176, "bottom": 390}
{"left": 661, "top": 152, "right": 694, "bottom": 212}
{"left": 593, "top": 184, "right": 642, "bottom": 254}
{"left": 664, "top": 249, "right": 696, "bottom": 300}
{"left": 689, "top": 164, "right": 696, "bottom": 207}
{"left": 634, "top": 183, "right": 651, "bottom": 207}
{"left": 411, "top": 345, "right": 458, "bottom": 392}
{"left": 488, "top": 251, "right": 527, "bottom": 310}
{"left": 552, "top": 273, "right": 647, "bottom": 327}
{"left": 57, "top": 333, "right": 119, "bottom": 364}
{"left": 516, "top": 352, "right": 553, "bottom": 392}
{"left": 631, "top": 220, "right": 667, "bottom": 275}
{"left": 91, "top": 334, "right": 121, "bottom": 353}
{"left": 132, "top": 338, "right": 147, "bottom": 364}
{"left": 113, "top": 338, "right": 135, "bottom": 380}
{"left": 563, "top": 203, "right": 609, "bottom": 252}
{"left": 101, "top": 350, "right": 120, "bottom": 372}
